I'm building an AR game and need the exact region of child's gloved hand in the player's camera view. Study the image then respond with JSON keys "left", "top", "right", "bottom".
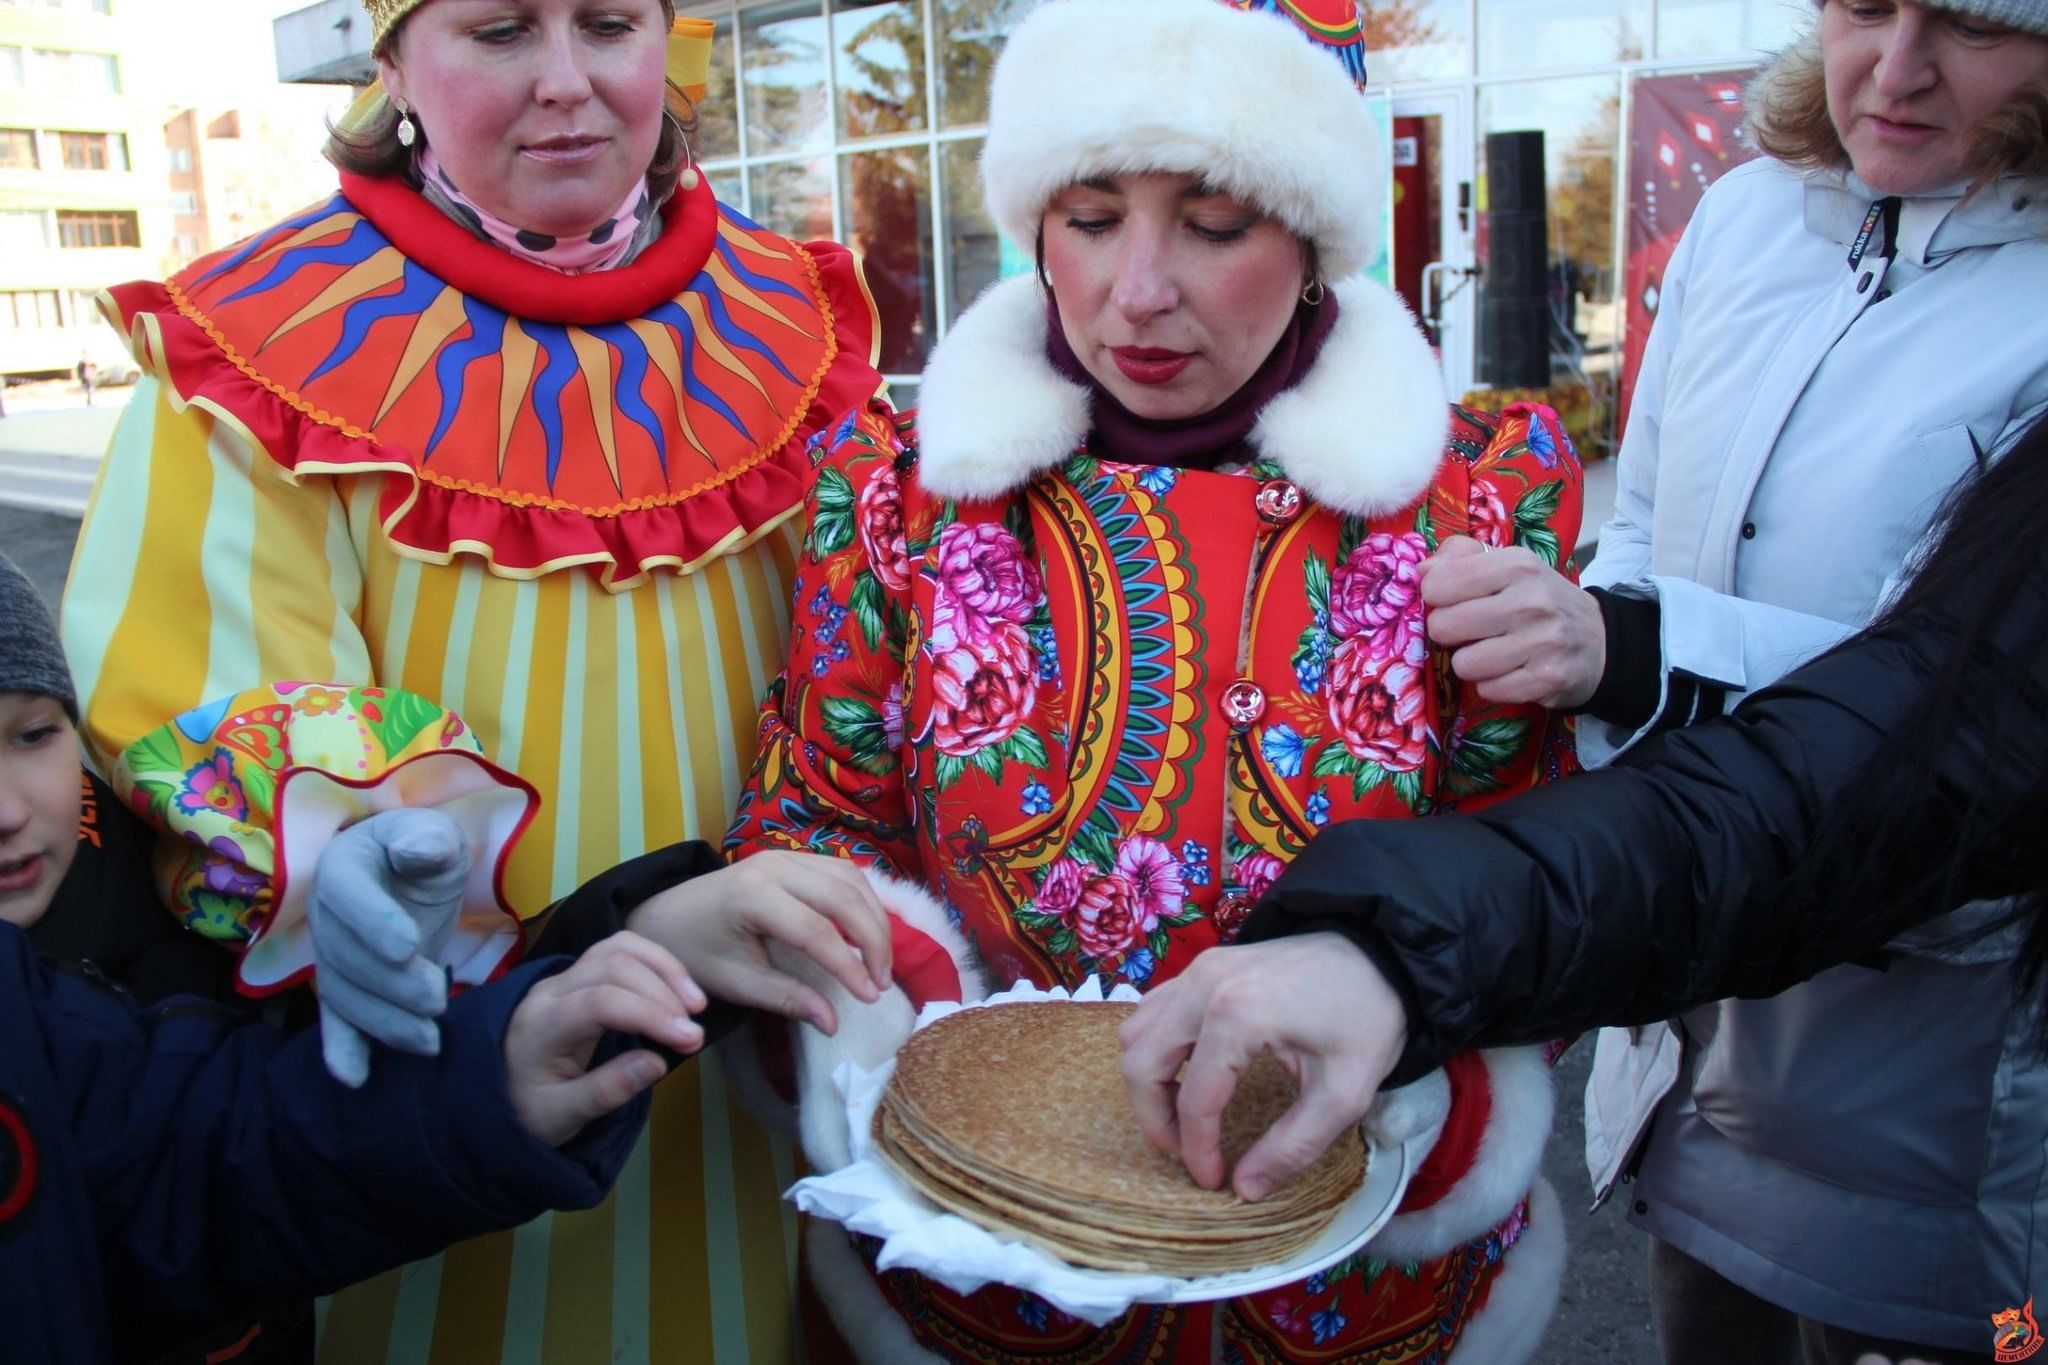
{"left": 309, "top": 807, "right": 471, "bottom": 1087}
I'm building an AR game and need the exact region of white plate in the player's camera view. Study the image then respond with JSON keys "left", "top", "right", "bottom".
{"left": 1144, "top": 1128, "right": 1416, "bottom": 1303}
{"left": 789, "top": 978, "right": 1419, "bottom": 1320}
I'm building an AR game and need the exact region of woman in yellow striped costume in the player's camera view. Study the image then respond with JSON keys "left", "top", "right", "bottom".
{"left": 60, "top": 0, "right": 884, "bottom": 1358}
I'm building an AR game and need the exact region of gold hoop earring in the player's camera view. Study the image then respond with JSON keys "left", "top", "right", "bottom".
{"left": 1301, "top": 278, "right": 1326, "bottom": 306}
{"left": 394, "top": 99, "right": 418, "bottom": 148}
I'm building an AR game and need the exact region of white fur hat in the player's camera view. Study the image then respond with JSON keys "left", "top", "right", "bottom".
{"left": 979, "top": 0, "right": 1387, "bottom": 278}
{"left": 1920, "top": 1, "right": 2048, "bottom": 38}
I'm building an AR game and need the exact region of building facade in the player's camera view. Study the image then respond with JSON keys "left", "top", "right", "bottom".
{"left": 678, "top": 0, "right": 1805, "bottom": 447}
{"left": 162, "top": 101, "right": 339, "bottom": 271}
{"left": 270, "top": 0, "right": 1810, "bottom": 446}
{"left": 0, "top": 0, "right": 166, "bottom": 379}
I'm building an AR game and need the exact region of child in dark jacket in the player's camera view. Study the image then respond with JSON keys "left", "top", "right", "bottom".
{"left": 0, "top": 556, "right": 702, "bottom": 1362}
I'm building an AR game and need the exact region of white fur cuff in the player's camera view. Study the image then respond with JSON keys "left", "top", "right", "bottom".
{"left": 771, "top": 866, "right": 988, "bottom": 1171}
{"left": 1366, "top": 1047, "right": 1554, "bottom": 1263}
{"left": 1448, "top": 1176, "right": 1566, "bottom": 1365}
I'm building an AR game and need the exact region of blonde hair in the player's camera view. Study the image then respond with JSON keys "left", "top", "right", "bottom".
{"left": 1745, "top": 25, "right": 2048, "bottom": 195}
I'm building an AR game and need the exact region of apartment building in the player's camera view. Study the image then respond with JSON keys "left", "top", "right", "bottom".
{"left": 0, "top": 0, "right": 164, "bottom": 379}
{"left": 162, "top": 99, "right": 338, "bottom": 272}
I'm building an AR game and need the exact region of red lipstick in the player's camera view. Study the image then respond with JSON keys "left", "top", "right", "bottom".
{"left": 1111, "top": 347, "right": 1193, "bottom": 385}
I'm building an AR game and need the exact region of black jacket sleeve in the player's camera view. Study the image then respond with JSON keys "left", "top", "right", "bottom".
{"left": 1242, "top": 580, "right": 2048, "bottom": 1085}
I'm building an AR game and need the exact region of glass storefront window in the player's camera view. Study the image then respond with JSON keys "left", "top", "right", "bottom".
{"left": 708, "top": 168, "right": 745, "bottom": 209}
{"left": 1362, "top": 0, "right": 1470, "bottom": 84}
{"left": 1476, "top": 74, "right": 1623, "bottom": 451}
{"left": 1656, "top": 0, "right": 1807, "bottom": 61}
{"left": 841, "top": 145, "right": 937, "bottom": 372}
{"left": 834, "top": 0, "right": 931, "bottom": 139}
{"left": 940, "top": 137, "right": 1007, "bottom": 325}
{"left": 742, "top": 0, "right": 832, "bottom": 155}
{"left": 933, "top": 0, "right": 1029, "bottom": 127}
{"left": 688, "top": 0, "right": 1778, "bottom": 410}
{"left": 751, "top": 156, "right": 835, "bottom": 239}
{"left": 1478, "top": 0, "right": 1648, "bottom": 74}
{"left": 696, "top": 15, "right": 741, "bottom": 160}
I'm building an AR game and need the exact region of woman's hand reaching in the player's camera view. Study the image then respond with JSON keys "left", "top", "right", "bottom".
{"left": 624, "top": 851, "right": 894, "bottom": 1034}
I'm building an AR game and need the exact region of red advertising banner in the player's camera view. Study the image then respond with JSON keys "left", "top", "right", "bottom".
{"left": 1620, "top": 69, "right": 1759, "bottom": 440}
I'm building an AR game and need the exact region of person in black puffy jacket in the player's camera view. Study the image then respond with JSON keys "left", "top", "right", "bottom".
{"left": 1120, "top": 404, "right": 2048, "bottom": 1212}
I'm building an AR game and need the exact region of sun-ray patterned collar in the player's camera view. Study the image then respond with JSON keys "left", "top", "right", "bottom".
{"left": 99, "top": 174, "right": 884, "bottom": 590}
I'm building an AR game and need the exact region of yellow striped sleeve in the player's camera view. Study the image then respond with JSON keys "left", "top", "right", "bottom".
{"left": 62, "top": 376, "right": 374, "bottom": 769}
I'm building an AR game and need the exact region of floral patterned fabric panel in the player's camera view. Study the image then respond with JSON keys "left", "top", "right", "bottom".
{"left": 728, "top": 399, "right": 1580, "bottom": 1361}
{"left": 730, "top": 401, "right": 1581, "bottom": 992}
{"left": 112, "top": 682, "right": 482, "bottom": 947}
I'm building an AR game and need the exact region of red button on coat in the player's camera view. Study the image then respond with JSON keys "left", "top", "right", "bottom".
{"left": 1255, "top": 478, "right": 1304, "bottom": 525}
{"left": 1222, "top": 679, "right": 1266, "bottom": 728}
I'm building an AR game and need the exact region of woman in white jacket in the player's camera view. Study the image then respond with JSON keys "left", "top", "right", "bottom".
{"left": 1422, "top": 1, "right": 2048, "bottom": 1361}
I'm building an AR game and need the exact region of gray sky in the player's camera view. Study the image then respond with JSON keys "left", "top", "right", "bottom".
{"left": 125, "top": 0, "right": 338, "bottom": 107}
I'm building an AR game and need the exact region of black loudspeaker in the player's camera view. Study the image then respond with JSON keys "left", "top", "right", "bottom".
{"left": 1479, "top": 130, "right": 1550, "bottom": 389}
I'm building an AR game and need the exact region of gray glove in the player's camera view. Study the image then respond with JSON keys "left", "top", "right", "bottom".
{"left": 309, "top": 806, "right": 471, "bottom": 1087}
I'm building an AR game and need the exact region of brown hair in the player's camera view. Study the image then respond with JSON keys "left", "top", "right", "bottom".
{"left": 1745, "top": 25, "right": 2048, "bottom": 196}
{"left": 323, "top": 95, "right": 696, "bottom": 197}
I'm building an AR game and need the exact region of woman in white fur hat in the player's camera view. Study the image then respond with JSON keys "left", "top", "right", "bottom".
{"left": 718, "top": 0, "right": 1582, "bottom": 1357}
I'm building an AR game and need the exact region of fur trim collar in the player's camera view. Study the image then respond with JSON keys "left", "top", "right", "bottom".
{"left": 916, "top": 272, "right": 1449, "bottom": 518}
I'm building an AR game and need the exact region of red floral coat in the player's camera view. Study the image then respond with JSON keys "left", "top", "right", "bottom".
{"left": 727, "top": 274, "right": 1583, "bottom": 1364}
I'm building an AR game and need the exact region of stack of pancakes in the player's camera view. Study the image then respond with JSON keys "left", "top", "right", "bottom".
{"left": 871, "top": 1001, "right": 1365, "bottom": 1275}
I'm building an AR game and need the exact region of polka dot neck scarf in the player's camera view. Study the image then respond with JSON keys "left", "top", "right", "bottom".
{"left": 417, "top": 145, "right": 657, "bottom": 275}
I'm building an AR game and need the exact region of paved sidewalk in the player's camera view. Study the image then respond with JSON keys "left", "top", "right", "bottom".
{"left": 0, "top": 406, "right": 121, "bottom": 515}
{"left": 0, "top": 505, "right": 84, "bottom": 603}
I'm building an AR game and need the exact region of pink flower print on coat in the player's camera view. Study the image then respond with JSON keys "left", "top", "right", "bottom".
{"left": 857, "top": 462, "right": 916, "bottom": 591}
{"left": 1325, "top": 638, "right": 1430, "bottom": 773}
{"left": 882, "top": 680, "right": 907, "bottom": 752}
{"left": 1115, "top": 836, "right": 1186, "bottom": 931}
{"left": 1234, "top": 850, "right": 1286, "bottom": 903}
{"left": 931, "top": 522, "right": 1041, "bottom": 652}
{"left": 929, "top": 623, "right": 1037, "bottom": 756}
{"left": 1468, "top": 478, "right": 1514, "bottom": 548}
{"left": 177, "top": 750, "right": 249, "bottom": 821}
{"left": 1328, "top": 531, "right": 1428, "bottom": 660}
{"left": 1035, "top": 856, "right": 1088, "bottom": 919}
{"left": 1073, "top": 872, "right": 1148, "bottom": 962}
